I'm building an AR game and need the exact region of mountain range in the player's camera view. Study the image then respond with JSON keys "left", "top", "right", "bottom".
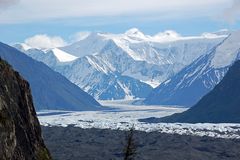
{"left": 14, "top": 29, "right": 227, "bottom": 101}
{"left": 145, "top": 31, "right": 240, "bottom": 107}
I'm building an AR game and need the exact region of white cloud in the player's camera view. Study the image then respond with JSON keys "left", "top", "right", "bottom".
{"left": 24, "top": 34, "right": 67, "bottom": 49}
{"left": 222, "top": 0, "right": 240, "bottom": 24}
{"left": 0, "top": 0, "right": 231, "bottom": 24}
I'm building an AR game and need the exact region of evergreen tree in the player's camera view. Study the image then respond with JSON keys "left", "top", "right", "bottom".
{"left": 123, "top": 126, "right": 137, "bottom": 160}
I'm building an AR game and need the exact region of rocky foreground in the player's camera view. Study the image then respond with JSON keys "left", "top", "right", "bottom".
{"left": 0, "top": 58, "right": 51, "bottom": 160}
{"left": 42, "top": 126, "right": 240, "bottom": 160}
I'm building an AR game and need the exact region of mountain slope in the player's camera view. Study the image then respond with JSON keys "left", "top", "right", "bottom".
{"left": 144, "top": 50, "right": 229, "bottom": 107}
{"left": 146, "top": 60, "right": 240, "bottom": 123}
{"left": 0, "top": 42, "right": 101, "bottom": 110}
{"left": 18, "top": 41, "right": 154, "bottom": 100}
{"left": 55, "top": 41, "right": 154, "bottom": 100}
{"left": 0, "top": 58, "right": 51, "bottom": 160}
{"left": 145, "top": 31, "right": 240, "bottom": 107}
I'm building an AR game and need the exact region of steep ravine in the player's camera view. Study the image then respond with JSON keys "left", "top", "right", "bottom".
{"left": 0, "top": 58, "right": 51, "bottom": 160}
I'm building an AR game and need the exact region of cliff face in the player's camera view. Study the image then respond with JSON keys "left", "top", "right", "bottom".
{"left": 0, "top": 58, "right": 51, "bottom": 160}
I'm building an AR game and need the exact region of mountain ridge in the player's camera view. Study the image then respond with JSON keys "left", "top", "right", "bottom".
{"left": 144, "top": 31, "right": 240, "bottom": 107}
{"left": 141, "top": 60, "right": 240, "bottom": 123}
{"left": 1, "top": 42, "right": 101, "bottom": 110}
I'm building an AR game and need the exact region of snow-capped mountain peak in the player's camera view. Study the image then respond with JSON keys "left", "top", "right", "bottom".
{"left": 155, "top": 30, "right": 180, "bottom": 38}
{"left": 73, "top": 31, "right": 91, "bottom": 41}
{"left": 213, "top": 29, "right": 231, "bottom": 36}
{"left": 153, "top": 30, "right": 181, "bottom": 42}
{"left": 13, "top": 43, "right": 78, "bottom": 63}
{"left": 124, "top": 28, "right": 146, "bottom": 39}
{"left": 125, "top": 28, "right": 143, "bottom": 35}
{"left": 153, "top": 30, "right": 228, "bottom": 43}
{"left": 50, "top": 48, "right": 78, "bottom": 62}
{"left": 13, "top": 43, "right": 32, "bottom": 52}
{"left": 201, "top": 32, "right": 225, "bottom": 39}
{"left": 211, "top": 31, "right": 240, "bottom": 68}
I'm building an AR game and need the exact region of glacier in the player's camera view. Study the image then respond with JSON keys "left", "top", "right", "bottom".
{"left": 38, "top": 100, "right": 240, "bottom": 139}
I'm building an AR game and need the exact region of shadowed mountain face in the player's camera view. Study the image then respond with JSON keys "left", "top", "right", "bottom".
{"left": 0, "top": 42, "right": 101, "bottom": 111}
{"left": 142, "top": 60, "right": 240, "bottom": 123}
{"left": 0, "top": 58, "right": 51, "bottom": 160}
{"left": 144, "top": 31, "right": 240, "bottom": 107}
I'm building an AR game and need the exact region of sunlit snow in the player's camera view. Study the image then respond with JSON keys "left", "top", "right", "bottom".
{"left": 51, "top": 48, "right": 78, "bottom": 62}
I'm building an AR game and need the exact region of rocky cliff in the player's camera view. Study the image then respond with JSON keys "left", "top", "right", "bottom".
{"left": 0, "top": 58, "right": 51, "bottom": 160}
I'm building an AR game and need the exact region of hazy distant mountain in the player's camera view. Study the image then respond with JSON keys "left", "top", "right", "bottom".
{"left": 1, "top": 42, "right": 101, "bottom": 111}
{"left": 145, "top": 31, "right": 240, "bottom": 107}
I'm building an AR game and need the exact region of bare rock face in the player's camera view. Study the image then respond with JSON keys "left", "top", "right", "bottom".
{"left": 0, "top": 58, "right": 51, "bottom": 160}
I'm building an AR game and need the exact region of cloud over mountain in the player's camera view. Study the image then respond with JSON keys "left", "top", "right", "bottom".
{"left": 25, "top": 34, "right": 67, "bottom": 49}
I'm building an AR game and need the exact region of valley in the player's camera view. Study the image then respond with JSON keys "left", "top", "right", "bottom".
{"left": 1, "top": 1, "right": 240, "bottom": 160}
{"left": 38, "top": 100, "right": 240, "bottom": 139}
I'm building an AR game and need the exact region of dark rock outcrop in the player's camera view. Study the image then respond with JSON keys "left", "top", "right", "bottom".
{"left": 0, "top": 58, "right": 51, "bottom": 160}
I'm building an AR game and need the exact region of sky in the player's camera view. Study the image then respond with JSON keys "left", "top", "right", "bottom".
{"left": 0, "top": 0, "right": 240, "bottom": 45}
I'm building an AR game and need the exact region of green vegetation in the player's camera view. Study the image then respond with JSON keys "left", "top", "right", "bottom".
{"left": 36, "top": 148, "right": 52, "bottom": 160}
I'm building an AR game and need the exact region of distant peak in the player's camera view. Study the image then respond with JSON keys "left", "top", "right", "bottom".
{"left": 125, "top": 28, "right": 144, "bottom": 36}
{"left": 213, "top": 29, "right": 231, "bottom": 36}
{"left": 85, "top": 32, "right": 107, "bottom": 39}
{"left": 154, "top": 30, "right": 181, "bottom": 38}
{"left": 152, "top": 30, "right": 181, "bottom": 42}
{"left": 72, "top": 31, "right": 91, "bottom": 41}
{"left": 201, "top": 32, "right": 220, "bottom": 38}
{"left": 13, "top": 43, "right": 32, "bottom": 51}
{"left": 124, "top": 28, "right": 147, "bottom": 40}
{"left": 217, "top": 29, "right": 229, "bottom": 32}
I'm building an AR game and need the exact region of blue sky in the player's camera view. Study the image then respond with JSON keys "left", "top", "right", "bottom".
{"left": 0, "top": 0, "right": 240, "bottom": 44}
